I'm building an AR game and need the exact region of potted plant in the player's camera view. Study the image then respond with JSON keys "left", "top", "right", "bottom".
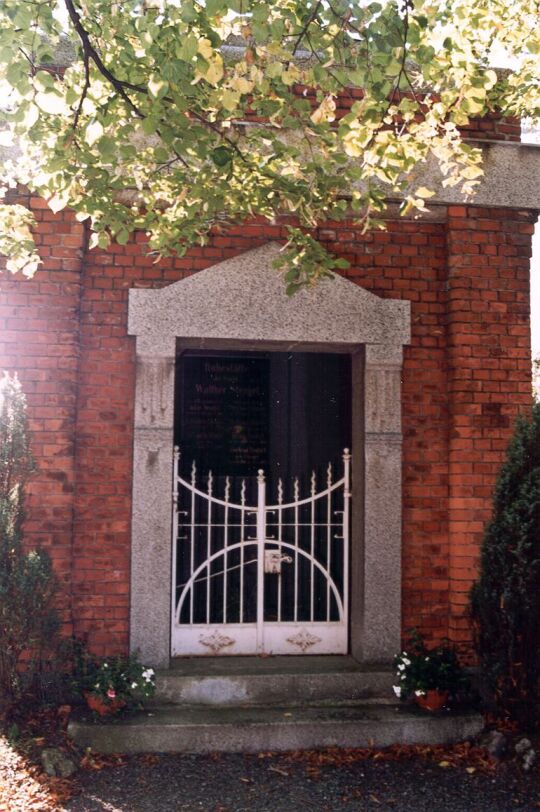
{"left": 84, "top": 654, "right": 156, "bottom": 717}
{"left": 393, "top": 632, "right": 467, "bottom": 712}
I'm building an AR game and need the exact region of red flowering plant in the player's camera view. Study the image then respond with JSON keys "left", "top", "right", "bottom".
{"left": 85, "top": 654, "right": 156, "bottom": 711}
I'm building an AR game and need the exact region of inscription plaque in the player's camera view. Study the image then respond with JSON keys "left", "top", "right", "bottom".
{"left": 179, "top": 355, "right": 269, "bottom": 476}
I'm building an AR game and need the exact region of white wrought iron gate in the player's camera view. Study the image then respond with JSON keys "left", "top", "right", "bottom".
{"left": 171, "top": 448, "right": 351, "bottom": 656}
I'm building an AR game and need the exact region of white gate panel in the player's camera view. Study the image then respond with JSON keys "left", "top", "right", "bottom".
{"left": 171, "top": 449, "right": 351, "bottom": 656}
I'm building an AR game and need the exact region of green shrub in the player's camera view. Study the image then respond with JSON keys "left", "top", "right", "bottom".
{"left": 470, "top": 402, "right": 540, "bottom": 730}
{"left": 0, "top": 372, "right": 59, "bottom": 702}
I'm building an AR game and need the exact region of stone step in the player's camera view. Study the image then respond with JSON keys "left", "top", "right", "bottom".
{"left": 154, "top": 656, "right": 394, "bottom": 706}
{"left": 68, "top": 703, "right": 484, "bottom": 755}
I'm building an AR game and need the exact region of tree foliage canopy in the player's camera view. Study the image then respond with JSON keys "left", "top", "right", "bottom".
{"left": 0, "top": 0, "right": 539, "bottom": 289}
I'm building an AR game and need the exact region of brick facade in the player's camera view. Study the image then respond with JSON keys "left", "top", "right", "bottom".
{"left": 0, "top": 197, "right": 534, "bottom": 658}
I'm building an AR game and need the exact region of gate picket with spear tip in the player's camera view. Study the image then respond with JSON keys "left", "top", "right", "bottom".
{"left": 171, "top": 447, "right": 351, "bottom": 656}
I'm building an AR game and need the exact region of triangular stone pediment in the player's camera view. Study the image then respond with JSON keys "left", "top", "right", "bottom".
{"left": 128, "top": 242, "right": 410, "bottom": 353}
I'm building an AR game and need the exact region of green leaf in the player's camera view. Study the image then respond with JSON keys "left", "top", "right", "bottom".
{"left": 205, "top": 0, "right": 226, "bottom": 15}
{"left": 33, "top": 71, "right": 55, "bottom": 92}
{"left": 97, "top": 136, "right": 117, "bottom": 159}
{"left": 180, "top": 2, "right": 198, "bottom": 23}
{"left": 141, "top": 118, "right": 158, "bottom": 135}
{"left": 333, "top": 258, "right": 349, "bottom": 270}
{"left": 211, "top": 146, "right": 232, "bottom": 167}
{"left": 177, "top": 34, "right": 198, "bottom": 62}
{"left": 221, "top": 89, "right": 240, "bottom": 111}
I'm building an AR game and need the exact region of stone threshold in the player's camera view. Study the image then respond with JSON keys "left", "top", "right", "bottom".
{"left": 164, "top": 655, "right": 387, "bottom": 676}
{"left": 68, "top": 703, "right": 484, "bottom": 755}
{"left": 154, "top": 657, "right": 394, "bottom": 706}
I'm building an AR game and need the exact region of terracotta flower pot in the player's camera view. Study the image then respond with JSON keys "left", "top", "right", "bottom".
{"left": 415, "top": 689, "right": 449, "bottom": 712}
{"left": 85, "top": 693, "right": 126, "bottom": 717}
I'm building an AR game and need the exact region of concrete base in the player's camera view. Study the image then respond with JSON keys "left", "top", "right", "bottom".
{"left": 155, "top": 656, "right": 394, "bottom": 706}
{"left": 68, "top": 703, "right": 484, "bottom": 755}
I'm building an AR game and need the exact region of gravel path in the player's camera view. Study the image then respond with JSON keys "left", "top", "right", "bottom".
{"left": 64, "top": 751, "right": 540, "bottom": 812}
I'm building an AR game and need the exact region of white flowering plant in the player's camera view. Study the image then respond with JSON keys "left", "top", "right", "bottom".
{"left": 86, "top": 654, "right": 156, "bottom": 708}
{"left": 393, "top": 631, "right": 468, "bottom": 701}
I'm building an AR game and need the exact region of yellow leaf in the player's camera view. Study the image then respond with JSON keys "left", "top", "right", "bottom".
{"left": 461, "top": 164, "right": 483, "bottom": 180}
{"left": 281, "top": 65, "right": 300, "bottom": 86}
{"left": 438, "top": 760, "right": 451, "bottom": 768}
{"left": 463, "top": 95, "right": 484, "bottom": 114}
{"left": 400, "top": 199, "right": 415, "bottom": 217}
{"left": 342, "top": 132, "right": 363, "bottom": 157}
{"left": 310, "top": 95, "right": 336, "bottom": 125}
{"left": 415, "top": 186, "right": 435, "bottom": 199}
{"left": 206, "top": 54, "right": 224, "bottom": 86}
{"left": 229, "top": 76, "right": 254, "bottom": 94}
{"left": 197, "top": 38, "right": 213, "bottom": 59}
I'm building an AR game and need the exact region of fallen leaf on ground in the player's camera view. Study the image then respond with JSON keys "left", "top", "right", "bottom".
{"left": 268, "top": 765, "right": 289, "bottom": 776}
{"left": 277, "top": 741, "right": 501, "bottom": 775}
{"left": 80, "top": 750, "right": 127, "bottom": 771}
{"left": 138, "top": 753, "right": 160, "bottom": 766}
{"left": 0, "top": 735, "right": 76, "bottom": 810}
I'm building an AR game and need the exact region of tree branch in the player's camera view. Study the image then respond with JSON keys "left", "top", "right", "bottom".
{"left": 72, "top": 50, "right": 90, "bottom": 131}
{"left": 389, "top": 0, "right": 418, "bottom": 109}
{"left": 63, "top": 0, "right": 145, "bottom": 118}
{"left": 292, "top": 0, "right": 323, "bottom": 55}
{"left": 18, "top": 47, "right": 35, "bottom": 73}
{"left": 63, "top": 0, "right": 252, "bottom": 168}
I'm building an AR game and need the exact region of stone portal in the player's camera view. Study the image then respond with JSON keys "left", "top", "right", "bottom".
{"left": 128, "top": 242, "right": 411, "bottom": 667}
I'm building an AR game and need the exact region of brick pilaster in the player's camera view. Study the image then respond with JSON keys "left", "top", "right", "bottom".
{"left": 445, "top": 206, "right": 534, "bottom": 652}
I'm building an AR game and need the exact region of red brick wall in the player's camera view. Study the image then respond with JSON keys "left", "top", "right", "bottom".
{"left": 0, "top": 194, "right": 85, "bottom": 630}
{"left": 315, "top": 218, "right": 452, "bottom": 640}
{"left": 0, "top": 203, "right": 533, "bottom": 657}
{"left": 446, "top": 206, "right": 534, "bottom": 654}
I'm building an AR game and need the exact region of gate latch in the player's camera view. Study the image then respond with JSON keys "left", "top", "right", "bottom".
{"left": 264, "top": 549, "right": 293, "bottom": 574}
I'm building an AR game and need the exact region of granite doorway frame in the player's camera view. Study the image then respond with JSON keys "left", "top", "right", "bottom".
{"left": 127, "top": 243, "right": 411, "bottom": 667}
